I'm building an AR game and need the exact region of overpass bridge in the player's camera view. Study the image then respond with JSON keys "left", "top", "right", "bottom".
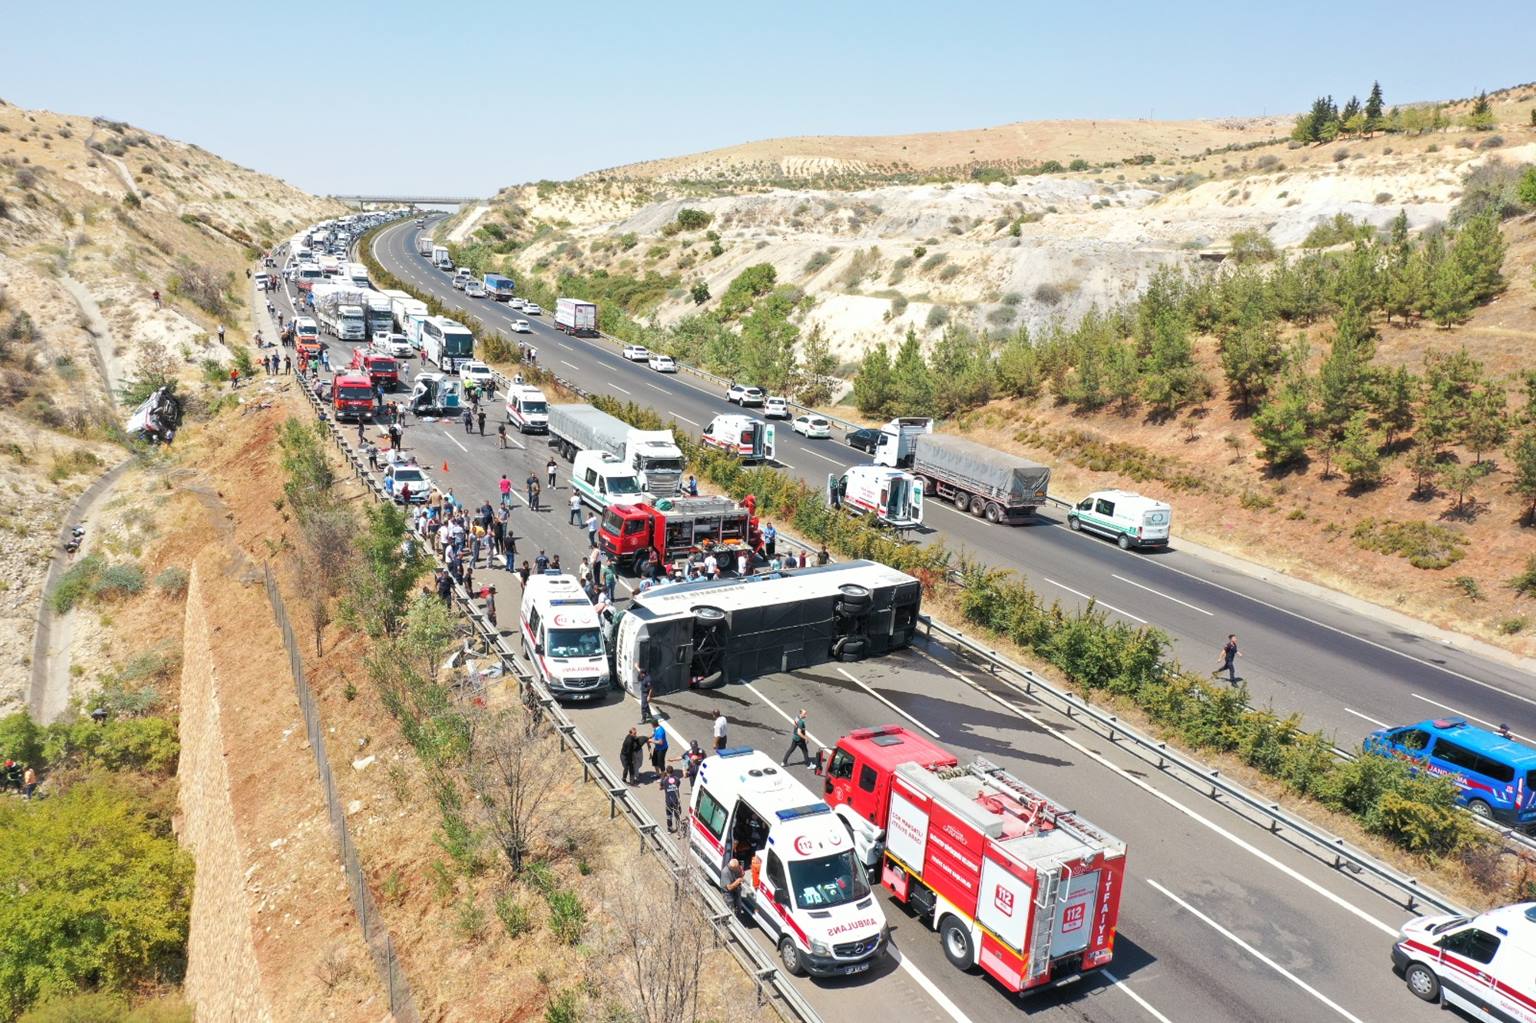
{"left": 329, "top": 195, "right": 480, "bottom": 208}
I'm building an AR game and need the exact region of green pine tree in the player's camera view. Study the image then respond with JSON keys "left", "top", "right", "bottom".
{"left": 1252, "top": 382, "right": 1313, "bottom": 468}
{"left": 995, "top": 329, "right": 1041, "bottom": 399}
{"left": 851, "top": 343, "right": 896, "bottom": 417}
{"left": 1364, "top": 82, "right": 1385, "bottom": 133}
{"left": 794, "top": 324, "right": 839, "bottom": 405}
{"left": 1465, "top": 91, "right": 1495, "bottom": 131}
{"left": 1508, "top": 426, "right": 1536, "bottom": 523}
{"left": 1516, "top": 166, "right": 1536, "bottom": 208}
{"left": 891, "top": 328, "right": 934, "bottom": 413}
{"left": 1408, "top": 441, "right": 1442, "bottom": 498}
{"left": 1428, "top": 256, "right": 1474, "bottom": 327}
{"left": 1337, "top": 411, "right": 1384, "bottom": 488}
{"left": 1373, "top": 365, "right": 1417, "bottom": 448}
{"left": 1464, "top": 382, "right": 1510, "bottom": 463}
{"left": 1450, "top": 212, "right": 1507, "bottom": 303}
{"left": 1218, "top": 316, "right": 1286, "bottom": 409}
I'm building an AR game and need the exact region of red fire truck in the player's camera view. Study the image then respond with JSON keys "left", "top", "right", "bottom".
{"left": 349, "top": 349, "right": 400, "bottom": 388}
{"left": 331, "top": 371, "right": 376, "bottom": 422}
{"left": 822, "top": 726, "right": 1126, "bottom": 995}
{"left": 597, "top": 495, "right": 758, "bottom": 572}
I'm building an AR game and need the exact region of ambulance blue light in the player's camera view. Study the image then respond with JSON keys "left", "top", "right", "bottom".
{"left": 776, "top": 803, "right": 831, "bottom": 821}
{"left": 717, "top": 747, "right": 754, "bottom": 758}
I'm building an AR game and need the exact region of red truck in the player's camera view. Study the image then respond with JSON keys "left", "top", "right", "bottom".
{"left": 822, "top": 726, "right": 1126, "bottom": 996}
{"left": 597, "top": 495, "right": 757, "bottom": 572}
{"left": 349, "top": 349, "right": 399, "bottom": 388}
{"left": 331, "top": 371, "right": 376, "bottom": 422}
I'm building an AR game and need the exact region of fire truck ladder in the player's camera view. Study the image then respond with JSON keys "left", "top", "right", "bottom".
{"left": 1026, "top": 864, "right": 1063, "bottom": 983}
{"left": 949, "top": 757, "right": 1113, "bottom": 848}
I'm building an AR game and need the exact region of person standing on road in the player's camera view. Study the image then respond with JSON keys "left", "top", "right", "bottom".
{"left": 462, "top": 407, "right": 473, "bottom": 434}
{"left": 484, "top": 586, "right": 498, "bottom": 629}
{"left": 660, "top": 766, "right": 683, "bottom": 833}
{"left": 782, "top": 709, "right": 811, "bottom": 767}
{"left": 498, "top": 423, "right": 509, "bottom": 449}
{"left": 602, "top": 560, "right": 617, "bottom": 603}
{"left": 585, "top": 512, "right": 598, "bottom": 548}
{"left": 620, "top": 727, "right": 644, "bottom": 785}
{"left": 529, "top": 479, "right": 541, "bottom": 511}
{"left": 535, "top": 549, "right": 549, "bottom": 573}
{"left": 477, "top": 408, "right": 486, "bottom": 436}
{"left": 546, "top": 457, "right": 558, "bottom": 490}
{"left": 569, "top": 493, "right": 582, "bottom": 526}
{"left": 637, "top": 668, "right": 653, "bottom": 723}
{"left": 815, "top": 545, "right": 830, "bottom": 566}
{"left": 712, "top": 708, "right": 728, "bottom": 752}
{"left": 763, "top": 522, "right": 777, "bottom": 559}
{"left": 525, "top": 473, "right": 538, "bottom": 507}
{"left": 649, "top": 719, "right": 669, "bottom": 777}
{"left": 1213, "top": 634, "right": 1241, "bottom": 686}
{"left": 499, "top": 473, "right": 512, "bottom": 506}
{"left": 724, "top": 858, "right": 746, "bottom": 918}
{"left": 685, "top": 739, "right": 706, "bottom": 785}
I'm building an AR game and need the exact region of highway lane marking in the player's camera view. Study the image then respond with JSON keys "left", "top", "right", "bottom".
{"left": 1043, "top": 578, "right": 1148, "bottom": 625}
{"left": 1100, "top": 970, "right": 1174, "bottom": 1023}
{"left": 1147, "top": 879, "right": 1367, "bottom": 1023}
{"left": 888, "top": 945, "right": 978, "bottom": 1023}
{"left": 1139, "top": 554, "right": 1536, "bottom": 710}
{"left": 910, "top": 647, "right": 1401, "bottom": 939}
{"left": 672, "top": 414, "right": 701, "bottom": 428}
{"left": 646, "top": 382, "right": 670, "bottom": 393}
{"left": 1410, "top": 692, "right": 1532, "bottom": 743}
{"left": 560, "top": 360, "right": 579, "bottom": 371}
{"left": 611, "top": 384, "right": 631, "bottom": 395}
{"left": 440, "top": 429, "right": 468, "bottom": 453}
{"left": 802, "top": 447, "right": 845, "bottom": 466}
{"left": 740, "top": 681, "right": 827, "bottom": 749}
{"left": 834, "top": 667, "right": 940, "bottom": 737}
{"left": 1344, "top": 707, "right": 1389, "bottom": 729}
{"left": 1111, "top": 574, "right": 1213, "bottom": 616}
{"left": 772, "top": 459, "right": 796, "bottom": 471}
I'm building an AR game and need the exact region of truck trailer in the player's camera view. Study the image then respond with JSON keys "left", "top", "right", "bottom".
{"left": 483, "top": 273, "right": 516, "bottom": 301}
{"left": 554, "top": 298, "right": 598, "bottom": 337}
{"left": 610, "top": 560, "right": 921, "bottom": 694}
{"left": 415, "top": 236, "right": 434, "bottom": 257}
{"left": 546, "top": 403, "right": 684, "bottom": 498}
{"left": 824, "top": 726, "right": 1126, "bottom": 997}
{"left": 908, "top": 433, "right": 1050, "bottom": 524}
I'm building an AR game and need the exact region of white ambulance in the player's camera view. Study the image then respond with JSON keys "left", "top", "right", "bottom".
{"left": 689, "top": 748, "right": 888, "bottom": 978}
{"left": 1392, "top": 902, "right": 1536, "bottom": 1022}
{"left": 700, "top": 414, "right": 775, "bottom": 462}
{"left": 518, "top": 573, "right": 610, "bottom": 701}
{"left": 505, "top": 384, "right": 549, "bottom": 434}
{"left": 828, "top": 465, "right": 923, "bottom": 528}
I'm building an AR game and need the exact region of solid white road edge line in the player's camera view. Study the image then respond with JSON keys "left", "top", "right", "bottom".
{"left": 1043, "top": 578, "right": 1148, "bottom": 625}
{"left": 1100, "top": 970, "right": 1175, "bottom": 1023}
{"left": 909, "top": 648, "right": 1401, "bottom": 938}
{"left": 1147, "top": 879, "right": 1367, "bottom": 1023}
{"left": 1111, "top": 573, "right": 1213, "bottom": 616}
{"left": 835, "top": 667, "right": 940, "bottom": 737}
{"left": 1410, "top": 692, "right": 1533, "bottom": 743}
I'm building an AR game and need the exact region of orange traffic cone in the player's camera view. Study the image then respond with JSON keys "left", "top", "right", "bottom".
{"left": 441, "top": 461, "right": 449, "bottom": 473}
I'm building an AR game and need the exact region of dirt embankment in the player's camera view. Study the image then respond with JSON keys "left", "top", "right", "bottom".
{"left": 178, "top": 551, "right": 385, "bottom": 1023}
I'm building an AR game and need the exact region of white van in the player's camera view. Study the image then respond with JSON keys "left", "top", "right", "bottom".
{"left": 519, "top": 573, "right": 610, "bottom": 701}
{"left": 1392, "top": 902, "right": 1536, "bottom": 1022}
{"left": 689, "top": 748, "right": 888, "bottom": 978}
{"left": 504, "top": 384, "right": 549, "bottom": 434}
{"left": 1067, "top": 489, "right": 1171, "bottom": 550}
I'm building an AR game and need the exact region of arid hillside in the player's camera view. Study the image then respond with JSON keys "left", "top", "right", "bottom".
{"left": 0, "top": 97, "right": 345, "bottom": 714}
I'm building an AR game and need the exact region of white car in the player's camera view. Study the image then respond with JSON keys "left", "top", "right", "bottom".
{"left": 451, "top": 275, "right": 468, "bottom": 290}
{"left": 373, "top": 333, "right": 415, "bottom": 358}
{"left": 464, "top": 280, "right": 487, "bottom": 298}
{"left": 459, "top": 361, "right": 495, "bottom": 390}
{"left": 511, "top": 319, "right": 531, "bottom": 333}
{"left": 388, "top": 464, "right": 432, "bottom": 503}
{"left": 792, "top": 414, "right": 831, "bottom": 439}
{"left": 726, "top": 383, "right": 764, "bottom": 406}
{"left": 648, "top": 353, "right": 677, "bottom": 373}
{"left": 524, "top": 303, "right": 542, "bottom": 316}
{"left": 622, "top": 344, "right": 649, "bottom": 361}
{"left": 509, "top": 297, "right": 526, "bottom": 310}
{"left": 764, "top": 396, "right": 789, "bottom": 419}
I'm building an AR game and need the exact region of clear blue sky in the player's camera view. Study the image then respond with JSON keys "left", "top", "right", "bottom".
{"left": 2, "top": 0, "right": 1529, "bottom": 197}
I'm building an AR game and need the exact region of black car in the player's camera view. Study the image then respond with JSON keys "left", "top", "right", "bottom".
{"left": 847, "top": 428, "right": 881, "bottom": 453}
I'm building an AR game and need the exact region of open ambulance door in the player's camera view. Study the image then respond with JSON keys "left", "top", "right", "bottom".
{"left": 910, "top": 478, "right": 924, "bottom": 526}
{"left": 763, "top": 423, "right": 776, "bottom": 462}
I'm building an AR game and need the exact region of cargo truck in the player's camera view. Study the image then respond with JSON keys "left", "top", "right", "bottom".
{"left": 554, "top": 298, "right": 598, "bottom": 337}
{"left": 597, "top": 496, "right": 757, "bottom": 574}
{"left": 483, "top": 273, "right": 516, "bottom": 301}
{"left": 415, "top": 236, "right": 433, "bottom": 257}
{"left": 870, "top": 417, "right": 934, "bottom": 468}
{"left": 311, "top": 283, "right": 371, "bottom": 341}
{"left": 546, "top": 404, "right": 684, "bottom": 498}
{"left": 431, "top": 245, "right": 452, "bottom": 270}
{"left": 821, "top": 725, "right": 1126, "bottom": 997}
{"left": 610, "top": 560, "right": 921, "bottom": 694}
{"left": 906, "top": 433, "right": 1050, "bottom": 523}
{"left": 365, "top": 294, "right": 393, "bottom": 339}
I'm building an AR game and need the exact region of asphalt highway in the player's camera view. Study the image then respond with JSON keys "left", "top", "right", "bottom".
{"left": 271, "top": 259, "right": 1449, "bottom": 1023}
{"left": 373, "top": 218, "right": 1536, "bottom": 757}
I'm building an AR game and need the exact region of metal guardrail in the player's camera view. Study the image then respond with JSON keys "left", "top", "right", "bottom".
{"left": 262, "top": 563, "right": 419, "bottom": 1021}
{"left": 287, "top": 367, "right": 823, "bottom": 1023}
{"left": 917, "top": 614, "right": 1470, "bottom": 917}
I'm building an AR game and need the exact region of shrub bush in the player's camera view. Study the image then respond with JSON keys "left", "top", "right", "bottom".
{"left": 153, "top": 567, "right": 188, "bottom": 596}
{"left": 1352, "top": 518, "right": 1467, "bottom": 569}
{"left": 91, "top": 562, "right": 146, "bottom": 600}
{"left": 50, "top": 556, "right": 103, "bottom": 613}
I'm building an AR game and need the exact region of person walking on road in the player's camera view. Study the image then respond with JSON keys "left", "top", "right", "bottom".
{"left": 782, "top": 708, "right": 811, "bottom": 767}
{"left": 546, "top": 457, "right": 558, "bottom": 489}
{"left": 1213, "top": 634, "right": 1242, "bottom": 686}
{"left": 462, "top": 408, "right": 473, "bottom": 434}
{"left": 525, "top": 473, "right": 538, "bottom": 508}
{"left": 499, "top": 473, "right": 512, "bottom": 506}
{"left": 620, "top": 727, "right": 645, "bottom": 785}
{"left": 602, "top": 560, "right": 617, "bottom": 603}
{"left": 498, "top": 423, "right": 509, "bottom": 449}
{"left": 569, "top": 493, "right": 582, "bottom": 526}
{"left": 712, "top": 708, "right": 728, "bottom": 752}
{"left": 585, "top": 512, "right": 599, "bottom": 548}
{"left": 637, "top": 668, "right": 653, "bottom": 724}
{"left": 660, "top": 766, "right": 683, "bottom": 833}
{"left": 477, "top": 409, "right": 486, "bottom": 436}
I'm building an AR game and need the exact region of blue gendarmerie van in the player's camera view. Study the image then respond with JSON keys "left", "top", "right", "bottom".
{"left": 1364, "top": 718, "right": 1536, "bottom": 828}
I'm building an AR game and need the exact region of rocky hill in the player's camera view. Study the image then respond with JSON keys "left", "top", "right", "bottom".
{"left": 0, "top": 97, "right": 344, "bottom": 714}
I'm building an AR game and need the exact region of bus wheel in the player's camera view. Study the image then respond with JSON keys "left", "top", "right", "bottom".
{"left": 939, "top": 917, "right": 975, "bottom": 972}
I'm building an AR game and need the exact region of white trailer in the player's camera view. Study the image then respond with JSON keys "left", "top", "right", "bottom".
{"left": 555, "top": 297, "right": 598, "bottom": 337}
{"left": 546, "top": 404, "right": 684, "bottom": 498}
{"left": 415, "top": 236, "right": 433, "bottom": 257}
{"left": 431, "top": 245, "right": 452, "bottom": 270}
